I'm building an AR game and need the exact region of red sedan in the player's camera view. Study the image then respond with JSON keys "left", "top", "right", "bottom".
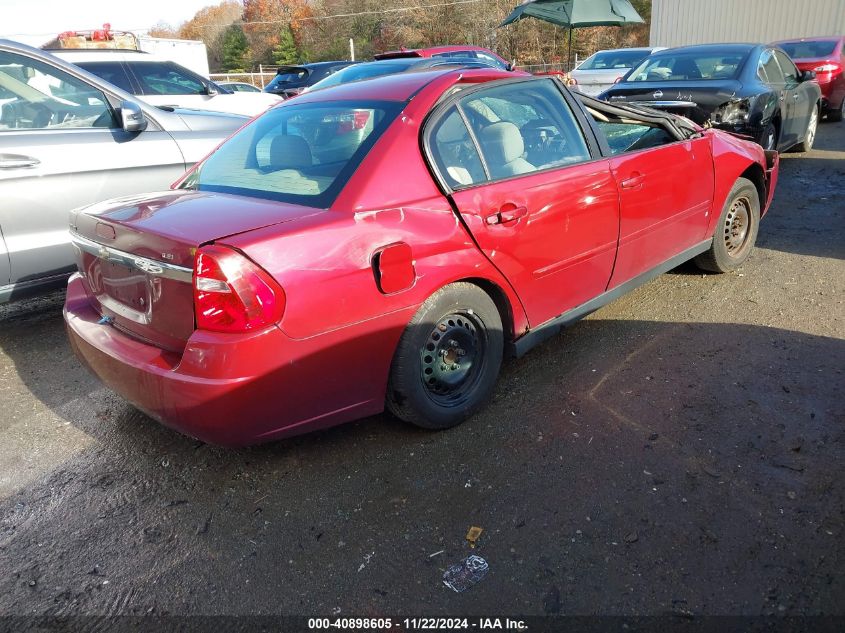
{"left": 64, "top": 69, "right": 779, "bottom": 446}
{"left": 775, "top": 36, "right": 845, "bottom": 121}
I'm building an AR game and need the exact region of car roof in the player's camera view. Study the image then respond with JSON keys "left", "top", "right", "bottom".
{"left": 293, "top": 66, "right": 511, "bottom": 104}
{"left": 375, "top": 45, "right": 500, "bottom": 59}
{"left": 654, "top": 43, "right": 760, "bottom": 55}
{"left": 50, "top": 49, "right": 174, "bottom": 63}
{"left": 278, "top": 61, "right": 355, "bottom": 70}
{"left": 772, "top": 35, "right": 843, "bottom": 44}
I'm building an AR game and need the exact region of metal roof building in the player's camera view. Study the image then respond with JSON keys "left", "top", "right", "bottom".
{"left": 650, "top": 0, "right": 845, "bottom": 48}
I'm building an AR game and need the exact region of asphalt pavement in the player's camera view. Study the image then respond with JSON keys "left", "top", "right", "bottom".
{"left": 0, "top": 122, "right": 843, "bottom": 623}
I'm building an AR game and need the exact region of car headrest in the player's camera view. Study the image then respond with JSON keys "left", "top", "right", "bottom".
{"left": 269, "top": 134, "right": 312, "bottom": 170}
{"left": 480, "top": 121, "right": 524, "bottom": 165}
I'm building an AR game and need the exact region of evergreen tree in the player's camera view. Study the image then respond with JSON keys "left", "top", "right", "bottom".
{"left": 222, "top": 24, "right": 250, "bottom": 71}
{"left": 273, "top": 24, "right": 301, "bottom": 65}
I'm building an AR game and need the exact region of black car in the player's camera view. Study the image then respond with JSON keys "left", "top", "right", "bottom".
{"left": 600, "top": 43, "right": 822, "bottom": 152}
{"left": 263, "top": 61, "right": 358, "bottom": 98}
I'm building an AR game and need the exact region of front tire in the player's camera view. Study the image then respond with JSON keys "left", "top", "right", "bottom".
{"left": 694, "top": 177, "right": 760, "bottom": 273}
{"left": 386, "top": 283, "right": 503, "bottom": 430}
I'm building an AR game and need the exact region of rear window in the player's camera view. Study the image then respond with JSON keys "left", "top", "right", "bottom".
{"left": 578, "top": 50, "right": 651, "bottom": 70}
{"left": 628, "top": 51, "right": 749, "bottom": 81}
{"left": 187, "top": 100, "right": 402, "bottom": 207}
{"left": 778, "top": 40, "right": 838, "bottom": 59}
{"left": 310, "top": 62, "right": 419, "bottom": 91}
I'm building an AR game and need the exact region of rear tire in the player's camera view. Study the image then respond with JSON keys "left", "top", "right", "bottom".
{"left": 795, "top": 105, "right": 819, "bottom": 152}
{"left": 694, "top": 177, "right": 760, "bottom": 273}
{"left": 386, "top": 283, "right": 503, "bottom": 430}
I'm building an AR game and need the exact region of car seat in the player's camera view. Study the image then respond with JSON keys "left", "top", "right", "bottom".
{"left": 269, "top": 134, "right": 313, "bottom": 170}
{"left": 478, "top": 121, "right": 535, "bottom": 179}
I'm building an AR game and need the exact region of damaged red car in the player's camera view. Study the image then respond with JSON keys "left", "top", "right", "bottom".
{"left": 64, "top": 69, "right": 779, "bottom": 446}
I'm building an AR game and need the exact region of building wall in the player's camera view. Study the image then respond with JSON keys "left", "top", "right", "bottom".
{"left": 650, "top": 0, "right": 845, "bottom": 47}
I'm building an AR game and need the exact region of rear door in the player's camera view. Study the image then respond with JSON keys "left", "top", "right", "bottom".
{"left": 0, "top": 49, "right": 185, "bottom": 288}
{"left": 427, "top": 79, "right": 620, "bottom": 327}
{"left": 604, "top": 129, "right": 714, "bottom": 288}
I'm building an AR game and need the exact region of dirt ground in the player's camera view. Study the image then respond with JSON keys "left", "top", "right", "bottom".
{"left": 0, "top": 121, "right": 843, "bottom": 623}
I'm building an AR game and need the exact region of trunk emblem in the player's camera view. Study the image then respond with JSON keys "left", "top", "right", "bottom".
{"left": 134, "top": 258, "right": 164, "bottom": 275}
{"left": 653, "top": 90, "right": 664, "bottom": 99}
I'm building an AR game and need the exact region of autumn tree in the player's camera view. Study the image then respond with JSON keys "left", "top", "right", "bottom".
{"left": 178, "top": 1, "right": 243, "bottom": 72}
{"left": 243, "top": 0, "right": 312, "bottom": 65}
{"left": 148, "top": 21, "right": 179, "bottom": 38}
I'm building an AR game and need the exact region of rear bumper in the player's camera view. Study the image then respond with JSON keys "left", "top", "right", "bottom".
{"left": 64, "top": 274, "right": 407, "bottom": 446}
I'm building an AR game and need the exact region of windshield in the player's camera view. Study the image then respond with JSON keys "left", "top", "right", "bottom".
{"left": 778, "top": 40, "right": 838, "bottom": 59}
{"left": 578, "top": 50, "right": 651, "bottom": 70}
{"left": 185, "top": 100, "right": 402, "bottom": 207}
{"left": 308, "top": 61, "right": 418, "bottom": 91}
{"left": 627, "top": 51, "right": 749, "bottom": 82}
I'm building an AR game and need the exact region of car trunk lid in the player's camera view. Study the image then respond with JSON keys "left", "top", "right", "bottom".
{"left": 603, "top": 81, "right": 741, "bottom": 124}
{"left": 70, "top": 189, "right": 322, "bottom": 352}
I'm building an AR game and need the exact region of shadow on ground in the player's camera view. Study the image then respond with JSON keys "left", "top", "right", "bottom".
{"left": 0, "top": 300, "right": 842, "bottom": 616}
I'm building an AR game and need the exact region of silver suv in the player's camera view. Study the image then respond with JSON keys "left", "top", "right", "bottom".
{"left": 0, "top": 40, "right": 247, "bottom": 302}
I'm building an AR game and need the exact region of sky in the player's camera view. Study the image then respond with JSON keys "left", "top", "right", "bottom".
{"left": 0, "top": 0, "right": 217, "bottom": 47}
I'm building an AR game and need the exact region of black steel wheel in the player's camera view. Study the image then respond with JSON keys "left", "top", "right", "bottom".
{"left": 387, "top": 283, "right": 503, "bottom": 429}
{"left": 694, "top": 177, "right": 760, "bottom": 273}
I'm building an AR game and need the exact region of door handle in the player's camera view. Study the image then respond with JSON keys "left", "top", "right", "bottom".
{"left": 621, "top": 172, "right": 644, "bottom": 189}
{"left": 485, "top": 205, "right": 527, "bottom": 225}
{"left": 0, "top": 154, "right": 40, "bottom": 169}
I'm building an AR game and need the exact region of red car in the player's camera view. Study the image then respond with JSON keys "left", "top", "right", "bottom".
{"left": 774, "top": 36, "right": 845, "bottom": 121}
{"left": 374, "top": 45, "right": 512, "bottom": 71}
{"left": 64, "top": 69, "right": 779, "bottom": 446}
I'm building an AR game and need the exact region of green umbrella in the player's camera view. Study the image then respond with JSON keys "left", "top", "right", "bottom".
{"left": 500, "top": 0, "right": 644, "bottom": 71}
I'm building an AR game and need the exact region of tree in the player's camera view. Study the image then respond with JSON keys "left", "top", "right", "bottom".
{"left": 243, "top": 0, "right": 312, "bottom": 65}
{"left": 222, "top": 24, "right": 250, "bottom": 71}
{"left": 273, "top": 24, "right": 301, "bottom": 64}
{"left": 178, "top": 1, "right": 243, "bottom": 72}
{"left": 148, "top": 22, "right": 179, "bottom": 38}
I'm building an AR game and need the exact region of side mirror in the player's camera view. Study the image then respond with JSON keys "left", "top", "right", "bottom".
{"left": 120, "top": 100, "right": 147, "bottom": 132}
{"left": 206, "top": 82, "right": 220, "bottom": 96}
{"left": 800, "top": 69, "right": 816, "bottom": 82}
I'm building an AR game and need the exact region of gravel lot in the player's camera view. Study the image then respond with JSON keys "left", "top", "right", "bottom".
{"left": 1, "top": 122, "right": 843, "bottom": 621}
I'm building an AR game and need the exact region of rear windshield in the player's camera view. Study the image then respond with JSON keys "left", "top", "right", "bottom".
{"left": 778, "top": 40, "right": 838, "bottom": 59}
{"left": 310, "top": 61, "right": 418, "bottom": 91}
{"left": 627, "top": 51, "right": 749, "bottom": 81}
{"left": 267, "top": 68, "right": 309, "bottom": 90}
{"left": 578, "top": 50, "right": 651, "bottom": 70}
{"left": 187, "top": 100, "right": 402, "bottom": 207}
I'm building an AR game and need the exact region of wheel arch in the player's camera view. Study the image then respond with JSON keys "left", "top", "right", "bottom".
{"left": 739, "top": 163, "right": 766, "bottom": 210}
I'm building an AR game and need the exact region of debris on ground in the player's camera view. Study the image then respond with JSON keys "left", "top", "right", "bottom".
{"left": 443, "top": 555, "right": 489, "bottom": 593}
{"left": 465, "top": 526, "right": 483, "bottom": 548}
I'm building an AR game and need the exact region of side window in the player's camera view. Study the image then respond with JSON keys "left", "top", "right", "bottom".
{"left": 0, "top": 51, "right": 115, "bottom": 131}
{"left": 459, "top": 80, "right": 590, "bottom": 180}
{"left": 433, "top": 51, "right": 476, "bottom": 60}
{"left": 756, "top": 60, "right": 769, "bottom": 83}
{"left": 430, "top": 107, "right": 486, "bottom": 188}
{"left": 593, "top": 121, "right": 674, "bottom": 155}
{"left": 760, "top": 50, "right": 785, "bottom": 86}
{"left": 76, "top": 61, "right": 135, "bottom": 93}
{"left": 476, "top": 52, "right": 508, "bottom": 70}
{"left": 774, "top": 50, "right": 799, "bottom": 86}
{"left": 133, "top": 62, "right": 207, "bottom": 96}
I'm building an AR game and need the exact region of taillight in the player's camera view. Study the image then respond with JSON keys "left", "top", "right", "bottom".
{"left": 813, "top": 63, "right": 841, "bottom": 73}
{"left": 193, "top": 245, "right": 285, "bottom": 333}
{"left": 337, "top": 110, "right": 371, "bottom": 133}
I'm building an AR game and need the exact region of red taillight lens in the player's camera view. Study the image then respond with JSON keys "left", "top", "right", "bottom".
{"left": 813, "top": 63, "right": 841, "bottom": 73}
{"left": 337, "top": 110, "right": 371, "bottom": 133}
{"left": 194, "top": 245, "right": 285, "bottom": 333}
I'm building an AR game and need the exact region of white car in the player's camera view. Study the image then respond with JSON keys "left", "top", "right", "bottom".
{"left": 52, "top": 50, "right": 281, "bottom": 117}
{"left": 570, "top": 47, "right": 666, "bottom": 97}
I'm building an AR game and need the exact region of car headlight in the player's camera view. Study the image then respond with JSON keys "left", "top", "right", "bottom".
{"left": 713, "top": 99, "right": 750, "bottom": 124}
